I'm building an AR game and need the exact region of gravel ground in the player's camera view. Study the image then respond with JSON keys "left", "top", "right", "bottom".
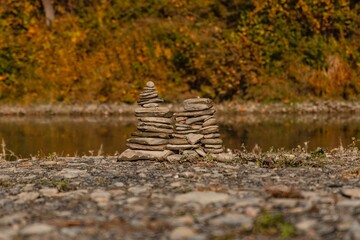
{"left": 1, "top": 146, "right": 360, "bottom": 240}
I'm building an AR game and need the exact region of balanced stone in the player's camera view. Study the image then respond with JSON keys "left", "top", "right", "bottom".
{"left": 137, "top": 125, "right": 173, "bottom": 134}
{"left": 195, "top": 148, "right": 207, "bottom": 157}
{"left": 142, "top": 103, "right": 159, "bottom": 108}
{"left": 137, "top": 98, "right": 164, "bottom": 105}
{"left": 183, "top": 98, "right": 212, "bottom": 105}
{"left": 204, "top": 133, "right": 221, "bottom": 139}
{"left": 119, "top": 81, "right": 174, "bottom": 161}
{"left": 168, "top": 97, "right": 224, "bottom": 159}
{"left": 186, "top": 115, "right": 212, "bottom": 125}
{"left": 146, "top": 81, "right": 155, "bottom": 87}
{"left": 132, "top": 131, "right": 171, "bottom": 139}
{"left": 168, "top": 138, "right": 189, "bottom": 145}
{"left": 174, "top": 109, "right": 215, "bottom": 117}
{"left": 203, "top": 118, "right": 217, "bottom": 127}
{"left": 138, "top": 117, "right": 172, "bottom": 124}
{"left": 127, "top": 137, "right": 168, "bottom": 145}
{"left": 138, "top": 122, "right": 173, "bottom": 129}
{"left": 186, "top": 134, "right": 204, "bottom": 145}
{"left": 201, "top": 126, "right": 219, "bottom": 134}
{"left": 167, "top": 144, "right": 199, "bottom": 150}
{"left": 126, "top": 143, "right": 167, "bottom": 151}
{"left": 201, "top": 138, "right": 223, "bottom": 144}
{"left": 204, "top": 148, "right": 224, "bottom": 154}
{"left": 119, "top": 149, "right": 172, "bottom": 161}
{"left": 172, "top": 133, "right": 187, "bottom": 139}
{"left": 204, "top": 144, "right": 223, "bottom": 149}
{"left": 135, "top": 107, "right": 170, "bottom": 116}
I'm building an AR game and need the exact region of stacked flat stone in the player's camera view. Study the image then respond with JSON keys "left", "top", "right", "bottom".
{"left": 119, "top": 81, "right": 173, "bottom": 160}
{"left": 167, "top": 98, "right": 224, "bottom": 157}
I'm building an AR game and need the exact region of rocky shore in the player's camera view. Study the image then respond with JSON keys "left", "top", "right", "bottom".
{"left": 1, "top": 147, "right": 360, "bottom": 240}
{"left": 2, "top": 100, "right": 360, "bottom": 116}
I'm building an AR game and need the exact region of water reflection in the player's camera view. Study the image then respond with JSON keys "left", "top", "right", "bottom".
{"left": 1, "top": 114, "right": 360, "bottom": 158}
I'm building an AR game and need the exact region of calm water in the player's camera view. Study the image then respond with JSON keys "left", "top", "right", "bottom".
{"left": 1, "top": 114, "right": 360, "bottom": 158}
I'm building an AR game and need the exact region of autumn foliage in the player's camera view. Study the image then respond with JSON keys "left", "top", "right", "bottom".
{"left": 0, "top": 0, "right": 359, "bottom": 103}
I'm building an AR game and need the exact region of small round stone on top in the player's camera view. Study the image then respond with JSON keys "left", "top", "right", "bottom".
{"left": 146, "top": 81, "right": 155, "bottom": 88}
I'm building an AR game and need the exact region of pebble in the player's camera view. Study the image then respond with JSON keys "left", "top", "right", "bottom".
{"left": 175, "top": 191, "right": 230, "bottom": 205}
{"left": 20, "top": 223, "right": 55, "bottom": 235}
{"left": 170, "top": 226, "right": 196, "bottom": 240}
{"left": 90, "top": 189, "right": 111, "bottom": 207}
{"left": 341, "top": 188, "right": 360, "bottom": 199}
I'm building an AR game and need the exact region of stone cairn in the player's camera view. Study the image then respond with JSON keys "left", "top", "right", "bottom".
{"left": 119, "top": 81, "right": 174, "bottom": 161}
{"left": 166, "top": 98, "right": 224, "bottom": 160}
{"left": 119, "top": 82, "right": 227, "bottom": 161}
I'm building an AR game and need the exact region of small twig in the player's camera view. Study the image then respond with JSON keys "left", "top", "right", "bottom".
{"left": 97, "top": 144, "right": 103, "bottom": 156}
{"left": 1, "top": 138, "right": 6, "bottom": 161}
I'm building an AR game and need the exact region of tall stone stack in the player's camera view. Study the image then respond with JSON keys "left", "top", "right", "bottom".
{"left": 167, "top": 98, "right": 224, "bottom": 158}
{"left": 119, "top": 81, "right": 174, "bottom": 161}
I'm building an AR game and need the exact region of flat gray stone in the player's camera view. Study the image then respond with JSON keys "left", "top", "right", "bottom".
{"left": 39, "top": 188, "right": 59, "bottom": 197}
{"left": 167, "top": 144, "right": 199, "bottom": 150}
{"left": 0, "top": 175, "right": 10, "bottom": 181}
{"left": 337, "top": 200, "right": 360, "bottom": 209}
{"left": 183, "top": 103, "right": 212, "bottom": 111}
{"left": 204, "top": 148, "right": 224, "bottom": 154}
{"left": 126, "top": 143, "right": 167, "bottom": 151}
{"left": 209, "top": 213, "right": 253, "bottom": 230}
{"left": 146, "top": 81, "right": 155, "bottom": 87}
{"left": 174, "top": 109, "right": 215, "bottom": 117}
{"left": 203, "top": 118, "right": 217, "bottom": 127}
{"left": 137, "top": 97, "right": 164, "bottom": 105}
{"left": 211, "top": 153, "right": 237, "bottom": 162}
{"left": 195, "top": 148, "right": 207, "bottom": 157}
{"left": 142, "top": 103, "right": 159, "bottom": 108}
{"left": 128, "top": 185, "right": 152, "bottom": 195}
{"left": 186, "top": 115, "right": 211, "bottom": 125}
{"left": 170, "top": 226, "right": 196, "bottom": 240}
{"left": 186, "top": 133, "right": 204, "bottom": 145}
{"left": 132, "top": 131, "right": 171, "bottom": 139}
{"left": 55, "top": 168, "right": 89, "bottom": 179}
{"left": 175, "top": 129, "right": 198, "bottom": 134}
{"left": 167, "top": 154, "right": 183, "bottom": 161}
{"left": 182, "top": 150, "right": 199, "bottom": 158}
{"left": 168, "top": 138, "right": 189, "bottom": 145}
{"left": 0, "top": 212, "right": 28, "bottom": 225}
{"left": 139, "top": 117, "right": 172, "bottom": 124}
{"left": 172, "top": 134, "right": 187, "bottom": 139}
{"left": 204, "top": 133, "right": 221, "bottom": 139}
{"left": 16, "top": 192, "right": 39, "bottom": 203}
{"left": 20, "top": 223, "right": 55, "bottom": 235}
{"left": 137, "top": 125, "right": 173, "bottom": 134}
{"left": 90, "top": 189, "right": 111, "bottom": 207}
{"left": 341, "top": 188, "right": 360, "bottom": 199}
{"left": 204, "top": 144, "right": 223, "bottom": 149}
{"left": 138, "top": 121, "right": 173, "bottom": 129}
{"left": 183, "top": 98, "right": 212, "bottom": 105}
{"left": 119, "top": 149, "right": 172, "bottom": 161}
{"left": 201, "top": 126, "right": 219, "bottom": 134}
{"left": 135, "top": 107, "right": 171, "bottom": 117}
{"left": 139, "top": 93, "right": 158, "bottom": 100}
{"left": 127, "top": 137, "right": 168, "bottom": 145}
{"left": 175, "top": 191, "right": 230, "bottom": 205}
{"left": 296, "top": 219, "right": 318, "bottom": 232}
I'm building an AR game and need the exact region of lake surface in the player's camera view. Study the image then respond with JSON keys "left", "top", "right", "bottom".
{"left": 1, "top": 114, "right": 360, "bottom": 158}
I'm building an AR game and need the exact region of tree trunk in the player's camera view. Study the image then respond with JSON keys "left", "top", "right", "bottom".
{"left": 41, "top": 0, "right": 55, "bottom": 26}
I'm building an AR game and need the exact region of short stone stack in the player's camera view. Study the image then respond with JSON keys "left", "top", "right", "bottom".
{"left": 167, "top": 98, "right": 224, "bottom": 159}
{"left": 119, "top": 81, "right": 174, "bottom": 161}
